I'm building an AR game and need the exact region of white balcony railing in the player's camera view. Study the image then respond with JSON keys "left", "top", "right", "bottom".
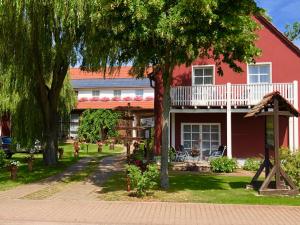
{"left": 171, "top": 82, "right": 297, "bottom": 107}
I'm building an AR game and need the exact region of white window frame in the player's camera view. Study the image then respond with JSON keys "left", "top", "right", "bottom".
{"left": 192, "top": 65, "right": 215, "bottom": 86}
{"left": 92, "top": 90, "right": 100, "bottom": 97}
{"left": 180, "top": 123, "right": 221, "bottom": 154}
{"left": 113, "top": 90, "right": 122, "bottom": 97}
{"left": 135, "top": 89, "right": 144, "bottom": 97}
{"left": 247, "top": 62, "right": 272, "bottom": 84}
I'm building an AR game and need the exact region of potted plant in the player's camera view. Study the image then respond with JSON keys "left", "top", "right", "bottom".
{"left": 58, "top": 148, "right": 64, "bottom": 159}
{"left": 96, "top": 141, "right": 103, "bottom": 153}
{"left": 25, "top": 155, "right": 34, "bottom": 172}
{"left": 8, "top": 160, "right": 20, "bottom": 180}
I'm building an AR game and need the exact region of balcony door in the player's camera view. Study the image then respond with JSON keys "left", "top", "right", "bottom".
{"left": 192, "top": 65, "right": 214, "bottom": 105}
{"left": 247, "top": 63, "right": 271, "bottom": 105}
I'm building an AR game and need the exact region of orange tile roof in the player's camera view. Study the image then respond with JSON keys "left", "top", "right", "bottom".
{"left": 77, "top": 100, "right": 154, "bottom": 110}
{"left": 69, "top": 67, "right": 152, "bottom": 80}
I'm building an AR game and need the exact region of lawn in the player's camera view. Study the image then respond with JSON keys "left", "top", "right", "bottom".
{"left": 0, "top": 143, "right": 124, "bottom": 191}
{"left": 99, "top": 171, "right": 300, "bottom": 206}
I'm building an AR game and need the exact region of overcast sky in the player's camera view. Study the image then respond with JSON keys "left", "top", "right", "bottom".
{"left": 256, "top": 0, "right": 300, "bottom": 46}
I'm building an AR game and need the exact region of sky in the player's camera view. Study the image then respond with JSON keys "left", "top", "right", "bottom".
{"left": 256, "top": 0, "right": 300, "bottom": 46}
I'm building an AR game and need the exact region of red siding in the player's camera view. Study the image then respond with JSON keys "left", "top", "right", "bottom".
{"left": 170, "top": 17, "right": 300, "bottom": 152}
{"left": 174, "top": 113, "right": 289, "bottom": 158}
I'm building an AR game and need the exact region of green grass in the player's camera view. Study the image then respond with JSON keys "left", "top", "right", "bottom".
{"left": 0, "top": 143, "right": 123, "bottom": 191}
{"left": 99, "top": 171, "right": 300, "bottom": 206}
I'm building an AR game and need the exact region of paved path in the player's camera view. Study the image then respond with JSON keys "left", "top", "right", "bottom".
{"left": 0, "top": 199, "right": 299, "bottom": 225}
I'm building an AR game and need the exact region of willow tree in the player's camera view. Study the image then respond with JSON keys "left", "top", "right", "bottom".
{"left": 83, "top": 0, "right": 262, "bottom": 188}
{"left": 285, "top": 22, "right": 300, "bottom": 42}
{"left": 0, "top": 1, "right": 87, "bottom": 165}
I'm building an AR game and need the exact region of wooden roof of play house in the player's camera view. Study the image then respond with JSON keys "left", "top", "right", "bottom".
{"left": 245, "top": 91, "right": 299, "bottom": 118}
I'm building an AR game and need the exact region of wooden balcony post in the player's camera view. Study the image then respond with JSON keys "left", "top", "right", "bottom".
{"left": 293, "top": 80, "right": 299, "bottom": 150}
{"left": 226, "top": 83, "right": 232, "bottom": 158}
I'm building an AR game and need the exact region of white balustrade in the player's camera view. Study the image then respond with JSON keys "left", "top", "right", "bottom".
{"left": 171, "top": 82, "right": 295, "bottom": 107}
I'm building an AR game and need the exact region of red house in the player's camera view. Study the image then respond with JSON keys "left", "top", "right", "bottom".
{"left": 169, "top": 16, "right": 300, "bottom": 160}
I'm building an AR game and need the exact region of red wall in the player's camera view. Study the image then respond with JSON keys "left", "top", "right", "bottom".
{"left": 170, "top": 16, "right": 300, "bottom": 151}
{"left": 174, "top": 113, "right": 289, "bottom": 158}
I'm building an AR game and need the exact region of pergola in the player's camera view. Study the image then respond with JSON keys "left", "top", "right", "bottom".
{"left": 245, "top": 91, "right": 299, "bottom": 195}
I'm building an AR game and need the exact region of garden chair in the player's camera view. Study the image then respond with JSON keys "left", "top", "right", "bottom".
{"left": 175, "top": 145, "right": 188, "bottom": 162}
{"left": 208, "top": 145, "right": 226, "bottom": 160}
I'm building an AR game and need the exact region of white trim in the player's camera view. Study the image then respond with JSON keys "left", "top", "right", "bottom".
{"left": 180, "top": 123, "right": 221, "bottom": 153}
{"left": 170, "top": 108, "right": 253, "bottom": 113}
{"left": 226, "top": 83, "right": 232, "bottom": 159}
{"left": 247, "top": 62, "right": 272, "bottom": 84}
{"left": 293, "top": 80, "right": 299, "bottom": 150}
{"left": 289, "top": 117, "right": 294, "bottom": 151}
{"left": 171, "top": 113, "right": 175, "bottom": 147}
{"left": 192, "top": 64, "right": 215, "bottom": 86}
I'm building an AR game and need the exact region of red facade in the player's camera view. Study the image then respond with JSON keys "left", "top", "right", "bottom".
{"left": 168, "top": 16, "right": 300, "bottom": 158}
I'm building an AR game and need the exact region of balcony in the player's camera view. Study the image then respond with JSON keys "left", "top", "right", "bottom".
{"left": 170, "top": 82, "right": 298, "bottom": 108}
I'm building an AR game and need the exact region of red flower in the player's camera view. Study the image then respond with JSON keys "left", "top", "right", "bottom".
{"left": 112, "top": 96, "right": 121, "bottom": 101}
{"left": 90, "top": 97, "right": 100, "bottom": 101}
{"left": 134, "top": 96, "right": 143, "bottom": 101}
{"left": 145, "top": 96, "right": 154, "bottom": 101}
{"left": 100, "top": 97, "right": 110, "bottom": 101}
{"left": 78, "top": 97, "right": 88, "bottom": 102}
{"left": 122, "top": 96, "right": 133, "bottom": 101}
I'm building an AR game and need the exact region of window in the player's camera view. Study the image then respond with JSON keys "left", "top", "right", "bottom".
{"left": 248, "top": 64, "right": 271, "bottom": 84}
{"left": 113, "top": 90, "right": 121, "bottom": 97}
{"left": 193, "top": 66, "right": 214, "bottom": 85}
{"left": 182, "top": 123, "right": 220, "bottom": 155}
{"left": 92, "top": 90, "right": 100, "bottom": 97}
{"left": 135, "top": 89, "right": 144, "bottom": 97}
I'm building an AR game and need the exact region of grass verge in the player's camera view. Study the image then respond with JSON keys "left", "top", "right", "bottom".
{"left": 99, "top": 171, "right": 300, "bottom": 206}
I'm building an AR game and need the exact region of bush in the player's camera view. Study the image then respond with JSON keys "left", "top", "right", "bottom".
{"left": 126, "top": 164, "right": 159, "bottom": 197}
{"left": 210, "top": 157, "right": 237, "bottom": 173}
{"left": 0, "top": 151, "right": 6, "bottom": 168}
{"left": 281, "top": 149, "right": 300, "bottom": 187}
{"left": 243, "top": 158, "right": 261, "bottom": 171}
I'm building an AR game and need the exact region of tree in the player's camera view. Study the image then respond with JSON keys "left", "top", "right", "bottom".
{"left": 77, "top": 109, "right": 120, "bottom": 143}
{"left": 0, "top": 1, "right": 89, "bottom": 165}
{"left": 285, "top": 22, "right": 300, "bottom": 42}
{"left": 82, "top": 0, "right": 262, "bottom": 188}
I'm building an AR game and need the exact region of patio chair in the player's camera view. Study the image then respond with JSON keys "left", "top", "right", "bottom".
{"left": 208, "top": 145, "right": 226, "bottom": 160}
{"left": 175, "top": 145, "right": 188, "bottom": 162}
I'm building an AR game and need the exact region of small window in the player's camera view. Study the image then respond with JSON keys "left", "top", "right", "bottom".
{"left": 248, "top": 64, "right": 271, "bottom": 84}
{"left": 193, "top": 66, "right": 214, "bottom": 85}
{"left": 113, "top": 90, "right": 121, "bottom": 97}
{"left": 92, "top": 90, "right": 100, "bottom": 97}
{"left": 135, "top": 89, "right": 144, "bottom": 97}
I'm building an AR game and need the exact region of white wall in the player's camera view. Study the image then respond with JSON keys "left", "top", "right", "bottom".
{"left": 77, "top": 88, "right": 154, "bottom": 100}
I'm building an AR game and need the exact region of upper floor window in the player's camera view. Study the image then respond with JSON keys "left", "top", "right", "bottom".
{"left": 92, "top": 90, "right": 100, "bottom": 97}
{"left": 113, "top": 90, "right": 121, "bottom": 97}
{"left": 193, "top": 66, "right": 214, "bottom": 85}
{"left": 135, "top": 89, "right": 144, "bottom": 97}
{"left": 248, "top": 63, "right": 271, "bottom": 84}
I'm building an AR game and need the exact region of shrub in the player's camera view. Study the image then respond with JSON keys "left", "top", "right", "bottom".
{"left": 145, "top": 96, "right": 154, "bottom": 101}
{"left": 210, "top": 157, "right": 237, "bottom": 173}
{"left": 134, "top": 96, "right": 143, "bottom": 101}
{"left": 281, "top": 149, "right": 300, "bottom": 187}
{"left": 112, "top": 96, "right": 121, "bottom": 101}
{"left": 100, "top": 97, "right": 110, "bottom": 101}
{"left": 90, "top": 97, "right": 100, "bottom": 101}
{"left": 243, "top": 158, "right": 261, "bottom": 171}
{"left": 78, "top": 97, "right": 88, "bottom": 102}
{"left": 0, "top": 151, "right": 6, "bottom": 168}
{"left": 168, "top": 147, "right": 176, "bottom": 162}
{"left": 122, "top": 96, "right": 133, "bottom": 101}
{"left": 126, "top": 164, "right": 159, "bottom": 197}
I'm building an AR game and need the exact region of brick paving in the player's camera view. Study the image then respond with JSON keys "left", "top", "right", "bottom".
{"left": 0, "top": 199, "right": 299, "bottom": 225}
{"left": 0, "top": 154, "right": 299, "bottom": 225}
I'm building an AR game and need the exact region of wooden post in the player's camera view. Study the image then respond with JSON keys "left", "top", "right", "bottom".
{"left": 273, "top": 98, "right": 281, "bottom": 189}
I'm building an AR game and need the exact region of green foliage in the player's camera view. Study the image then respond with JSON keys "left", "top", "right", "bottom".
{"left": 285, "top": 22, "right": 300, "bottom": 41}
{"left": 77, "top": 109, "right": 120, "bottom": 143}
{"left": 210, "top": 157, "right": 237, "bottom": 173}
{"left": 0, "top": 151, "right": 6, "bottom": 168}
{"left": 168, "top": 147, "right": 176, "bottom": 162}
{"left": 243, "top": 158, "right": 261, "bottom": 171}
{"left": 126, "top": 164, "right": 159, "bottom": 197}
{"left": 280, "top": 148, "right": 300, "bottom": 187}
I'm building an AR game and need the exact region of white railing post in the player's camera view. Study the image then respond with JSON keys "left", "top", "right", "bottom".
{"left": 226, "top": 83, "right": 232, "bottom": 158}
{"left": 293, "top": 80, "right": 299, "bottom": 150}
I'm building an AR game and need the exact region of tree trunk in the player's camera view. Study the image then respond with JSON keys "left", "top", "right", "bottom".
{"left": 161, "top": 82, "right": 171, "bottom": 189}
{"left": 154, "top": 70, "right": 164, "bottom": 155}
{"left": 43, "top": 111, "right": 59, "bottom": 166}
